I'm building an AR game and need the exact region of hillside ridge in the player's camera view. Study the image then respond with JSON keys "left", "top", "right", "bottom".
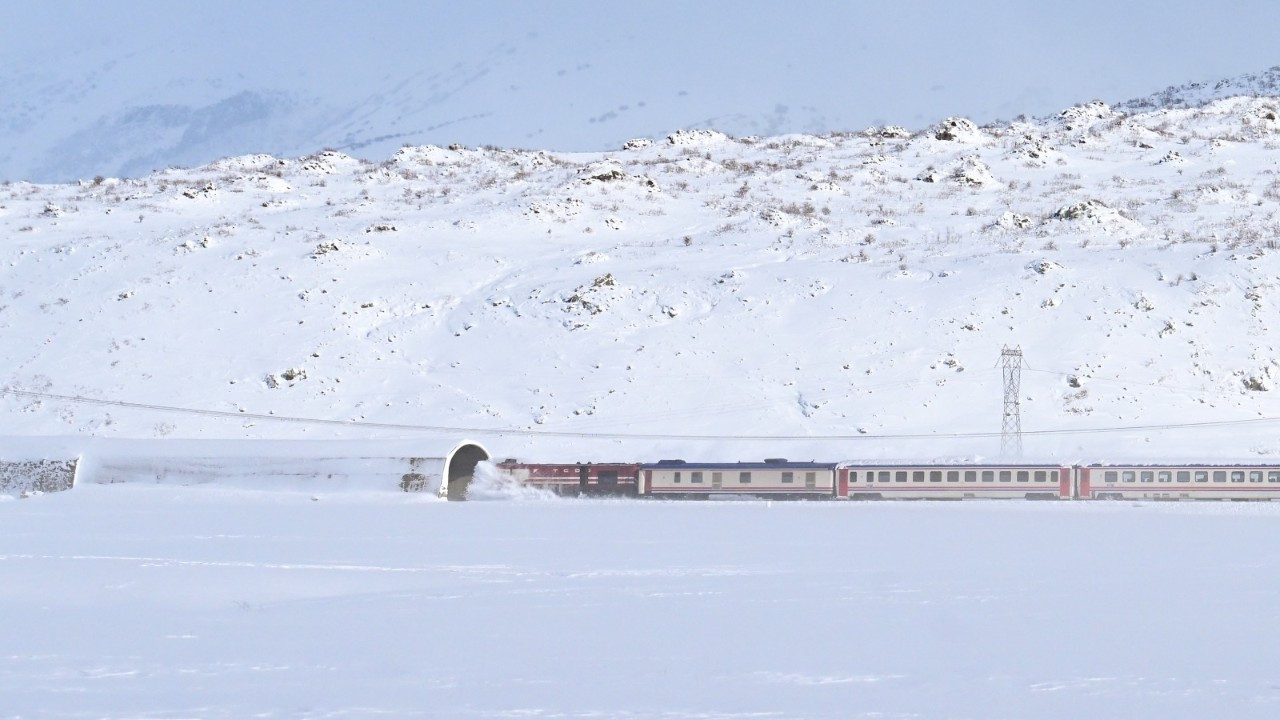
{"left": 4, "top": 88, "right": 1280, "bottom": 462}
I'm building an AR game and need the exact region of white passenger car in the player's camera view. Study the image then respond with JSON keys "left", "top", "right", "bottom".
{"left": 1080, "top": 464, "right": 1280, "bottom": 500}
{"left": 838, "top": 463, "right": 1072, "bottom": 499}
{"left": 639, "top": 459, "right": 839, "bottom": 498}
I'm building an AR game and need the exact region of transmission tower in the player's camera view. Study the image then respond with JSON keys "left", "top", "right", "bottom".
{"left": 1001, "top": 346, "right": 1024, "bottom": 457}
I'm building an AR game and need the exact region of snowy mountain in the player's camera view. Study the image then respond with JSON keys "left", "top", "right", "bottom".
{"left": 7, "top": 1, "right": 1280, "bottom": 185}
{"left": 5, "top": 87, "right": 1280, "bottom": 463}
{"left": 0, "top": 7, "right": 832, "bottom": 185}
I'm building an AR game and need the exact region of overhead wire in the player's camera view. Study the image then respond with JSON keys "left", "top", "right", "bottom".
{"left": 6, "top": 387, "right": 1280, "bottom": 442}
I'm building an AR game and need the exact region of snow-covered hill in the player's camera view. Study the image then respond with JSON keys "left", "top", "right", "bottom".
{"left": 5, "top": 91, "right": 1280, "bottom": 463}
{"left": 1119, "top": 66, "right": 1280, "bottom": 112}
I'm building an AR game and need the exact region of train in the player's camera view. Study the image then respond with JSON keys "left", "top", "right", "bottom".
{"left": 496, "top": 458, "right": 1280, "bottom": 501}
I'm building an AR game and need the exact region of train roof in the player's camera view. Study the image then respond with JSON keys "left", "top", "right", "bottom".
{"left": 641, "top": 460, "right": 840, "bottom": 470}
{"left": 837, "top": 461, "right": 1065, "bottom": 468}
{"left": 1086, "top": 462, "right": 1280, "bottom": 468}
{"left": 496, "top": 460, "right": 639, "bottom": 467}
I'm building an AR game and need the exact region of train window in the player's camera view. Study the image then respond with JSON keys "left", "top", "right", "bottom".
{"left": 781, "top": 472, "right": 794, "bottom": 484}
{"left": 1195, "top": 471, "right": 1208, "bottom": 483}
{"left": 1034, "top": 471, "right": 1047, "bottom": 483}
{"left": 1140, "top": 471, "right": 1154, "bottom": 483}
{"left": 1231, "top": 471, "right": 1245, "bottom": 483}
{"left": 1105, "top": 471, "right": 1118, "bottom": 482}
{"left": 1016, "top": 471, "right": 1029, "bottom": 483}
{"left": 999, "top": 471, "right": 1012, "bottom": 483}
{"left": 691, "top": 471, "right": 703, "bottom": 484}
{"left": 879, "top": 471, "right": 891, "bottom": 483}
{"left": 1122, "top": 471, "right": 1136, "bottom": 482}
{"left": 1270, "top": 472, "right": 1280, "bottom": 483}
{"left": 948, "top": 471, "right": 960, "bottom": 483}
{"left": 913, "top": 471, "right": 925, "bottom": 483}
{"left": 981, "top": 470, "right": 994, "bottom": 483}
{"left": 1213, "top": 471, "right": 1226, "bottom": 483}
{"left": 896, "top": 471, "right": 908, "bottom": 483}
{"left": 1158, "top": 471, "right": 1171, "bottom": 483}
{"left": 930, "top": 471, "right": 942, "bottom": 483}
{"left": 1051, "top": 470, "right": 1060, "bottom": 482}
{"left": 740, "top": 472, "right": 752, "bottom": 484}
{"left": 1250, "top": 471, "right": 1263, "bottom": 483}
{"left": 1176, "top": 471, "right": 1191, "bottom": 482}
{"left": 674, "top": 472, "right": 681, "bottom": 483}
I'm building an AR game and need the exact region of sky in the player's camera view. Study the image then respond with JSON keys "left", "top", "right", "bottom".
{"left": 2, "top": 1, "right": 1279, "bottom": 180}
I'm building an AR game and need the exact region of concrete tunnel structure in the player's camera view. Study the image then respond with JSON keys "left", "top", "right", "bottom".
{"left": 403, "top": 440, "right": 492, "bottom": 499}
{"left": 62, "top": 438, "right": 492, "bottom": 499}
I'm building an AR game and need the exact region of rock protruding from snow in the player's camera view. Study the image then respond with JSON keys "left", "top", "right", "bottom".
{"left": 934, "top": 117, "right": 981, "bottom": 142}
{"left": 667, "top": 129, "right": 730, "bottom": 146}
{"left": 873, "top": 125, "right": 912, "bottom": 139}
{"left": 299, "top": 150, "right": 357, "bottom": 175}
{"left": 996, "top": 212, "right": 1033, "bottom": 231}
{"left": 952, "top": 156, "right": 996, "bottom": 186}
{"left": 390, "top": 145, "right": 454, "bottom": 167}
{"left": 1243, "top": 367, "right": 1275, "bottom": 392}
{"left": 1052, "top": 200, "right": 1111, "bottom": 222}
{"left": 1057, "top": 100, "right": 1117, "bottom": 129}
{"left": 576, "top": 162, "right": 659, "bottom": 190}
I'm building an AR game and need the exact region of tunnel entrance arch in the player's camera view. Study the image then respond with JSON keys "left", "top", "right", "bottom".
{"left": 441, "top": 440, "right": 490, "bottom": 500}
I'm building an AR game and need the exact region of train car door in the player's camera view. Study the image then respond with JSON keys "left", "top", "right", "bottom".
{"left": 711, "top": 471, "right": 722, "bottom": 489}
{"left": 578, "top": 465, "right": 589, "bottom": 495}
{"left": 598, "top": 469, "right": 618, "bottom": 492}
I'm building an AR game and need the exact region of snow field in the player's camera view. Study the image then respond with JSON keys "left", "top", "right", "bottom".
{"left": 4, "top": 487, "right": 1280, "bottom": 719}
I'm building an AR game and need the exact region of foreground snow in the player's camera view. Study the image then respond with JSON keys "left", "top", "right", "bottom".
{"left": 4, "top": 486, "right": 1279, "bottom": 719}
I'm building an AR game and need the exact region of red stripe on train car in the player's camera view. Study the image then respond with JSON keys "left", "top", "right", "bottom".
{"left": 846, "top": 484, "right": 1058, "bottom": 491}
{"left": 1089, "top": 486, "right": 1280, "bottom": 493}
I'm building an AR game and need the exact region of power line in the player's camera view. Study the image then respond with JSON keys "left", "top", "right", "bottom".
{"left": 6, "top": 387, "right": 1280, "bottom": 442}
